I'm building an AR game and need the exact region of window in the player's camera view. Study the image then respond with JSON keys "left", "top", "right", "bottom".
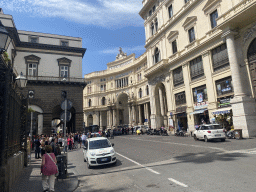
{"left": 172, "top": 40, "right": 177, "bottom": 54}
{"left": 101, "top": 84, "right": 106, "bottom": 92}
{"left": 175, "top": 91, "right": 186, "bottom": 106}
{"left": 30, "top": 36, "right": 38, "bottom": 43}
{"left": 193, "top": 85, "right": 208, "bottom": 103}
{"left": 146, "top": 85, "right": 149, "bottom": 96}
{"left": 87, "top": 86, "right": 91, "bottom": 94}
{"left": 152, "top": 5, "right": 156, "bottom": 12}
{"left": 216, "top": 77, "right": 233, "bottom": 96}
{"left": 149, "top": 10, "right": 152, "bottom": 16}
{"left": 88, "top": 99, "right": 91, "bottom": 107}
{"left": 184, "top": 0, "right": 190, "bottom": 3}
{"left": 190, "top": 56, "right": 204, "bottom": 80}
{"left": 155, "top": 18, "right": 158, "bottom": 32}
{"left": 151, "top": 22, "right": 155, "bottom": 36}
{"left": 173, "top": 67, "right": 184, "bottom": 86}
{"left": 211, "top": 43, "right": 229, "bottom": 71}
{"left": 188, "top": 27, "right": 195, "bottom": 43}
{"left": 61, "top": 41, "right": 69, "bottom": 46}
{"left": 139, "top": 88, "right": 142, "bottom": 98}
{"left": 28, "top": 63, "right": 38, "bottom": 76}
{"left": 154, "top": 48, "right": 160, "bottom": 64}
{"left": 60, "top": 65, "right": 68, "bottom": 77}
{"left": 210, "top": 10, "right": 218, "bottom": 29}
{"left": 168, "top": 5, "right": 173, "bottom": 18}
{"left": 137, "top": 73, "right": 142, "bottom": 81}
{"left": 102, "top": 97, "right": 106, "bottom": 105}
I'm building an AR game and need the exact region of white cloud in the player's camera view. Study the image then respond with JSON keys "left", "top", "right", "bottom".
{"left": 0, "top": 0, "right": 144, "bottom": 27}
{"left": 101, "top": 45, "right": 145, "bottom": 54}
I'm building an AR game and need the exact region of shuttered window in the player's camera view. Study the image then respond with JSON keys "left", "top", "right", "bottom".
{"left": 175, "top": 91, "right": 186, "bottom": 106}
{"left": 190, "top": 56, "right": 204, "bottom": 80}
{"left": 212, "top": 44, "right": 229, "bottom": 71}
{"left": 173, "top": 67, "right": 184, "bottom": 86}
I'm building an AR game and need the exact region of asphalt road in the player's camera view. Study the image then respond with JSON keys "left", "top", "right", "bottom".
{"left": 68, "top": 134, "right": 256, "bottom": 192}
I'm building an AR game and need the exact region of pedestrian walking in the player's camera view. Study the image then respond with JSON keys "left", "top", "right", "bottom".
{"left": 41, "top": 145, "right": 58, "bottom": 192}
{"left": 67, "top": 135, "right": 73, "bottom": 150}
{"left": 35, "top": 136, "right": 41, "bottom": 159}
{"left": 81, "top": 133, "right": 87, "bottom": 147}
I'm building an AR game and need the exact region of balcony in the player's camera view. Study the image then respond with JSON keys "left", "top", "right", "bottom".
{"left": 27, "top": 76, "right": 86, "bottom": 86}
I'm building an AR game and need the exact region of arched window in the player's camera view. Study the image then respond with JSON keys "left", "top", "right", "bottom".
{"left": 155, "top": 18, "right": 158, "bottom": 32}
{"left": 151, "top": 22, "right": 154, "bottom": 36}
{"left": 131, "top": 77, "right": 133, "bottom": 84}
{"left": 102, "top": 97, "right": 106, "bottom": 105}
{"left": 88, "top": 99, "right": 91, "bottom": 107}
{"left": 154, "top": 48, "right": 160, "bottom": 64}
{"left": 146, "top": 85, "right": 149, "bottom": 95}
{"left": 139, "top": 88, "right": 142, "bottom": 98}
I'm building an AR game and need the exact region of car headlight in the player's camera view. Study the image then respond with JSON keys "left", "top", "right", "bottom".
{"left": 110, "top": 149, "right": 115, "bottom": 154}
{"left": 90, "top": 152, "right": 96, "bottom": 156}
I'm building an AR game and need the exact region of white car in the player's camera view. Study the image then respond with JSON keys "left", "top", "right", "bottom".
{"left": 83, "top": 137, "right": 116, "bottom": 168}
{"left": 193, "top": 124, "right": 226, "bottom": 142}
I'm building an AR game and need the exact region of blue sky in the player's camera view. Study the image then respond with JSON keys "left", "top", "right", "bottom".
{"left": 0, "top": 0, "right": 146, "bottom": 76}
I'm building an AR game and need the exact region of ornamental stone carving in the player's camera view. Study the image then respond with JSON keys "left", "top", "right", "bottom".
{"left": 149, "top": 74, "right": 166, "bottom": 85}
{"left": 243, "top": 23, "right": 256, "bottom": 44}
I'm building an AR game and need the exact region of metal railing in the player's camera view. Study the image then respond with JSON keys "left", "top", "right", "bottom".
{"left": 27, "top": 76, "right": 86, "bottom": 83}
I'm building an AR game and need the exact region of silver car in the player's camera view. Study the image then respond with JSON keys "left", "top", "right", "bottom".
{"left": 193, "top": 124, "right": 226, "bottom": 142}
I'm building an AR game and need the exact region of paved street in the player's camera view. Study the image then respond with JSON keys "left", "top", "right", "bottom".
{"left": 66, "top": 134, "right": 256, "bottom": 192}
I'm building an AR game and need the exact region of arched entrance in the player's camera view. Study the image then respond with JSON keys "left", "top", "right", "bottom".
{"left": 87, "top": 114, "right": 93, "bottom": 126}
{"left": 52, "top": 105, "right": 76, "bottom": 134}
{"left": 116, "top": 93, "right": 129, "bottom": 126}
{"left": 248, "top": 38, "right": 256, "bottom": 97}
{"left": 154, "top": 83, "right": 168, "bottom": 128}
{"left": 29, "top": 105, "right": 43, "bottom": 135}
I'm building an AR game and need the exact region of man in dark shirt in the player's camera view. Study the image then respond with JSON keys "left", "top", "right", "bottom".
{"left": 34, "top": 136, "right": 41, "bottom": 159}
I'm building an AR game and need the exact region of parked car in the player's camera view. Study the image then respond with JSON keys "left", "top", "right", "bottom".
{"left": 193, "top": 124, "right": 226, "bottom": 142}
{"left": 83, "top": 137, "right": 116, "bottom": 168}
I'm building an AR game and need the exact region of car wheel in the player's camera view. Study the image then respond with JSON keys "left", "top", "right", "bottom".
{"left": 204, "top": 136, "right": 209, "bottom": 142}
{"left": 87, "top": 161, "right": 91, "bottom": 169}
{"left": 194, "top": 135, "right": 197, "bottom": 141}
{"left": 221, "top": 138, "right": 226, "bottom": 142}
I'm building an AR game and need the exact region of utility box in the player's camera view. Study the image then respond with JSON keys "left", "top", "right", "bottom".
{"left": 56, "top": 155, "right": 67, "bottom": 179}
{"left": 234, "top": 129, "right": 242, "bottom": 139}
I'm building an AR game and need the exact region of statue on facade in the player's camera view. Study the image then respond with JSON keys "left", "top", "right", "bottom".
{"left": 116, "top": 47, "right": 127, "bottom": 59}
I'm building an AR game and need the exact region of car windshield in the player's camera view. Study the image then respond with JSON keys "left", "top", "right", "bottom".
{"left": 89, "top": 139, "right": 111, "bottom": 150}
{"left": 207, "top": 125, "right": 222, "bottom": 129}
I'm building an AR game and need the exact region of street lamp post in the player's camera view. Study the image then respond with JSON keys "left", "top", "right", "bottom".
{"left": 0, "top": 21, "right": 11, "bottom": 54}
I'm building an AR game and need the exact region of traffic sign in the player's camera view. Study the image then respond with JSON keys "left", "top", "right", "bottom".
{"left": 60, "top": 111, "right": 72, "bottom": 122}
{"left": 61, "top": 100, "right": 73, "bottom": 110}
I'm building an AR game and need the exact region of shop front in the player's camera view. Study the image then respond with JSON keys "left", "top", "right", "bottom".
{"left": 175, "top": 106, "right": 188, "bottom": 131}
{"left": 212, "top": 77, "right": 234, "bottom": 130}
{"left": 191, "top": 85, "right": 210, "bottom": 128}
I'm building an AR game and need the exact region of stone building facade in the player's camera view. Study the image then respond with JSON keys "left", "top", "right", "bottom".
{"left": 84, "top": 0, "right": 256, "bottom": 138}
{"left": 0, "top": 10, "right": 86, "bottom": 135}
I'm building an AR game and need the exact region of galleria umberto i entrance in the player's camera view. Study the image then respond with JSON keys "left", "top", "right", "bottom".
{"left": 83, "top": 0, "right": 256, "bottom": 138}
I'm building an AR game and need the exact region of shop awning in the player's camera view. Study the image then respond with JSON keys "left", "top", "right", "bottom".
{"left": 190, "top": 109, "right": 207, "bottom": 115}
{"left": 212, "top": 107, "right": 232, "bottom": 115}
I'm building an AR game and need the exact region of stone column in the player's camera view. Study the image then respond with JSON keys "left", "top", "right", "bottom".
{"left": 222, "top": 29, "right": 256, "bottom": 138}
{"left": 132, "top": 105, "right": 135, "bottom": 126}
{"left": 183, "top": 63, "right": 195, "bottom": 134}
{"left": 99, "top": 111, "right": 103, "bottom": 131}
{"left": 109, "top": 109, "right": 113, "bottom": 129}
{"left": 128, "top": 105, "right": 132, "bottom": 127}
{"left": 116, "top": 109, "right": 119, "bottom": 126}
{"left": 138, "top": 105, "right": 142, "bottom": 125}
{"left": 113, "top": 109, "right": 117, "bottom": 128}
{"left": 159, "top": 88, "right": 165, "bottom": 116}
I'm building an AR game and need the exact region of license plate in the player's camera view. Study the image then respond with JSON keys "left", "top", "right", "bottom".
{"left": 101, "top": 158, "right": 108, "bottom": 161}
{"left": 215, "top": 134, "right": 221, "bottom": 137}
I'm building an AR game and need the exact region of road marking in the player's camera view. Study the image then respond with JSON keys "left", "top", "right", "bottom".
{"left": 168, "top": 178, "right": 188, "bottom": 188}
{"left": 116, "top": 152, "right": 160, "bottom": 175}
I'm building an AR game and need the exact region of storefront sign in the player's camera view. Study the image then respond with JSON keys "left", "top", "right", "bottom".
{"left": 194, "top": 101, "right": 209, "bottom": 110}
{"left": 218, "top": 97, "right": 232, "bottom": 108}
{"left": 222, "top": 87, "right": 232, "bottom": 92}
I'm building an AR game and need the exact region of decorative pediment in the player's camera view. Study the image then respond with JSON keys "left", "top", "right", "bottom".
{"left": 182, "top": 16, "right": 197, "bottom": 31}
{"left": 202, "top": 0, "right": 221, "bottom": 15}
{"left": 57, "top": 57, "right": 72, "bottom": 66}
{"left": 24, "top": 55, "right": 41, "bottom": 64}
{"left": 167, "top": 31, "right": 179, "bottom": 42}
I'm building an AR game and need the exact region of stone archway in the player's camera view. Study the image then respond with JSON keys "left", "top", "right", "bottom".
{"left": 248, "top": 38, "right": 256, "bottom": 97}
{"left": 116, "top": 93, "right": 129, "bottom": 126}
{"left": 154, "top": 83, "right": 168, "bottom": 128}
{"left": 87, "top": 114, "right": 93, "bottom": 126}
{"left": 29, "top": 105, "right": 43, "bottom": 135}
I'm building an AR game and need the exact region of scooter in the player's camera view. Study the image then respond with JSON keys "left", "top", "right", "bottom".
{"left": 175, "top": 129, "right": 185, "bottom": 136}
{"left": 161, "top": 129, "right": 168, "bottom": 136}
{"left": 226, "top": 130, "right": 235, "bottom": 139}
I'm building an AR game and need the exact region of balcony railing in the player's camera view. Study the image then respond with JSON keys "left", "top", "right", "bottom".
{"left": 27, "top": 76, "right": 86, "bottom": 83}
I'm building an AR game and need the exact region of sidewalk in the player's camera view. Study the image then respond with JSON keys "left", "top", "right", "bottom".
{"left": 10, "top": 152, "right": 78, "bottom": 192}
